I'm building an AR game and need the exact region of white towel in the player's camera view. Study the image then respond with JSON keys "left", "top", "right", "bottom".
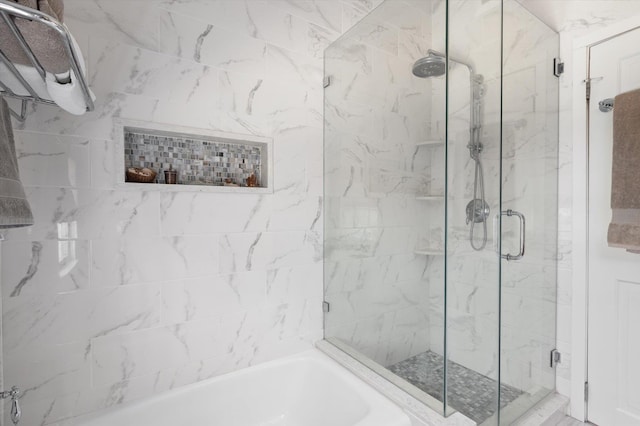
{"left": 0, "top": 26, "right": 95, "bottom": 115}
{"left": 0, "top": 62, "right": 49, "bottom": 98}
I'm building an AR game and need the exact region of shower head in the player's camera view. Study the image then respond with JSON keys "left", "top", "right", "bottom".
{"left": 412, "top": 50, "right": 446, "bottom": 78}
{"left": 412, "top": 49, "right": 476, "bottom": 78}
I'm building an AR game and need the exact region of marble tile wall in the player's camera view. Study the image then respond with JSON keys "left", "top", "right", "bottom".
{"left": 4, "top": 0, "right": 627, "bottom": 422}
{"left": 0, "top": 1, "right": 383, "bottom": 424}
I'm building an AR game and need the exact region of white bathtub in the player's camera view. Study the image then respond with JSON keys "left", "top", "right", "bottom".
{"left": 74, "top": 349, "right": 412, "bottom": 426}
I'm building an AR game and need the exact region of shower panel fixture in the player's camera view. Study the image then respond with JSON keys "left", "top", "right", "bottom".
{"left": 412, "top": 49, "right": 489, "bottom": 250}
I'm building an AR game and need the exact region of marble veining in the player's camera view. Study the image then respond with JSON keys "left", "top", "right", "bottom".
{"left": 0, "top": 0, "right": 585, "bottom": 424}
{"left": 1, "top": 0, "right": 353, "bottom": 424}
{"left": 10, "top": 242, "right": 43, "bottom": 297}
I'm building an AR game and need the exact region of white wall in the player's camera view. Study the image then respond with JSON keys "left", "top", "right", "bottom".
{"left": 0, "top": 1, "right": 381, "bottom": 424}
{"left": 515, "top": 0, "right": 640, "bottom": 416}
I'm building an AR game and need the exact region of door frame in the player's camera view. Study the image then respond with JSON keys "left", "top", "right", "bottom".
{"left": 570, "top": 17, "right": 640, "bottom": 421}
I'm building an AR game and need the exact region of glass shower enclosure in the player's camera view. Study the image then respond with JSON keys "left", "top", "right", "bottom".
{"left": 323, "top": 0, "right": 559, "bottom": 424}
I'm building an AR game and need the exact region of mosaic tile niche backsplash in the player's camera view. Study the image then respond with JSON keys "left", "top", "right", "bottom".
{"left": 124, "top": 128, "right": 264, "bottom": 187}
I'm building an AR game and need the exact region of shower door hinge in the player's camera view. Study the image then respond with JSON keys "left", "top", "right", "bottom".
{"left": 323, "top": 76, "right": 331, "bottom": 88}
{"left": 584, "top": 381, "right": 589, "bottom": 402}
{"left": 323, "top": 301, "right": 330, "bottom": 313}
{"left": 583, "top": 76, "right": 603, "bottom": 101}
{"left": 553, "top": 58, "right": 564, "bottom": 77}
{"left": 550, "top": 349, "right": 561, "bottom": 368}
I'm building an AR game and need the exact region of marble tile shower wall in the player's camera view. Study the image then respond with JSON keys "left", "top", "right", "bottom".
{"left": 0, "top": 1, "right": 384, "bottom": 424}
{"left": 323, "top": 0, "right": 435, "bottom": 368}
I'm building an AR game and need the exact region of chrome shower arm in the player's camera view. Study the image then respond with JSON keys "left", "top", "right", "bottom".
{"left": 427, "top": 49, "right": 475, "bottom": 74}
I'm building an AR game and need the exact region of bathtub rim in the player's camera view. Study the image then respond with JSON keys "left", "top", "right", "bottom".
{"left": 70, "top": 346, "right": 412, "bottom": 426}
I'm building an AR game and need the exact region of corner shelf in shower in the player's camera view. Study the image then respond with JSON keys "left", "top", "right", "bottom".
{"left": 416, "top": 140, "right": 444, "bottom": 148}
{"left": 415, "top": 195, "right": 444, "bottom": 201}
{"left": 414, "top": 248, "right": 445, "bottom": 256}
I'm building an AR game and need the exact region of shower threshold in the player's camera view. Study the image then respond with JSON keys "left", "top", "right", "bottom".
{"left": 389, "top": 351, "right": 522, "bottom": 424}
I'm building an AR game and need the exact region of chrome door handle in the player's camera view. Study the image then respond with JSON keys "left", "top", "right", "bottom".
{"left": 501, "top": 209, "right": 525, "bottom": 261}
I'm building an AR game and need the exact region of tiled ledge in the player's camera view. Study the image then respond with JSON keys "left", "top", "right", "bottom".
{"left": 512, "top": 393, "right": 570, "bottom": 426}
{"left": 115, "top": 182, "right": 272, "bottom": 194}
{"left": 316, "top": 340, "right": 475, "bottom": 426}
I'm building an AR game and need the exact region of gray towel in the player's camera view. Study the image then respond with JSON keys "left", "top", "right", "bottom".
{"left": 0, "top": 98, "right": 33, "bottom": 229}
{"left": 0, "top": 0, "right": 69, "bottom": 74}
{"left": 607, "top": 88, "right": 640, "bottom": 253}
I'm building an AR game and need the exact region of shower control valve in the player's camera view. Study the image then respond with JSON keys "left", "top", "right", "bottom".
{"left": 466, "top": 199, "right": 490, "bottom": 224}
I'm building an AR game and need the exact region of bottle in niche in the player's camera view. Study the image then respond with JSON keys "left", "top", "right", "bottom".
{"left": 247, "top": 165, "right": 260, "bottom": 187}
{"left": 164, "top": 164, "right": 177, "bottom": 184}
{"left": 246, "top": 173, "right": 257, "bottom": 187}
{"left": 157, "top": 165, "right": 165, "bottom": 184}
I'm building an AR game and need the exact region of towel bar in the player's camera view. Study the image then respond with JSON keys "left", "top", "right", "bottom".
{"left": 0, "top": 0, "right": 94, "bottom": 121}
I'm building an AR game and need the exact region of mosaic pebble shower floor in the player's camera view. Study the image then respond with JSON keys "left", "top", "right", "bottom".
{"left": 388, "top": 351, "right": 523, "bottom": 424}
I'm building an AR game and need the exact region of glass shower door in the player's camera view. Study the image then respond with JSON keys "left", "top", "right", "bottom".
{"left": 499, "top": 1, "right": 559, "bottom": 423}
{"left": 444, "top": 0, "right": 559, "bottom": 423}
{"left": 444, "top": 0, "right": 503, "bottom": 423}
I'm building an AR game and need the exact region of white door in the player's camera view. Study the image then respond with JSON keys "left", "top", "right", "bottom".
{"left": 588, "top": 26, "right": 640, "bottom": 426}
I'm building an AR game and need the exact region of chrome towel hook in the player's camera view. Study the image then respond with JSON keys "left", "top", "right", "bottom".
{"left": 599, "top": 98, "right": 614, "bottom": 112}
{"left": 1, "top": 386, "right": 21, "bottom": 425}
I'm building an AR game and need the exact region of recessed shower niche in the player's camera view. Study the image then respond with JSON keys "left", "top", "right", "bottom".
{"left": 116, "top": 120, "right": 273, "bottom": 193}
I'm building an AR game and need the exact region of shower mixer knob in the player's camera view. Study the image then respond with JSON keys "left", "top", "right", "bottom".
{"left": 466, "top": 199, "right": 490, "bottom": 224}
